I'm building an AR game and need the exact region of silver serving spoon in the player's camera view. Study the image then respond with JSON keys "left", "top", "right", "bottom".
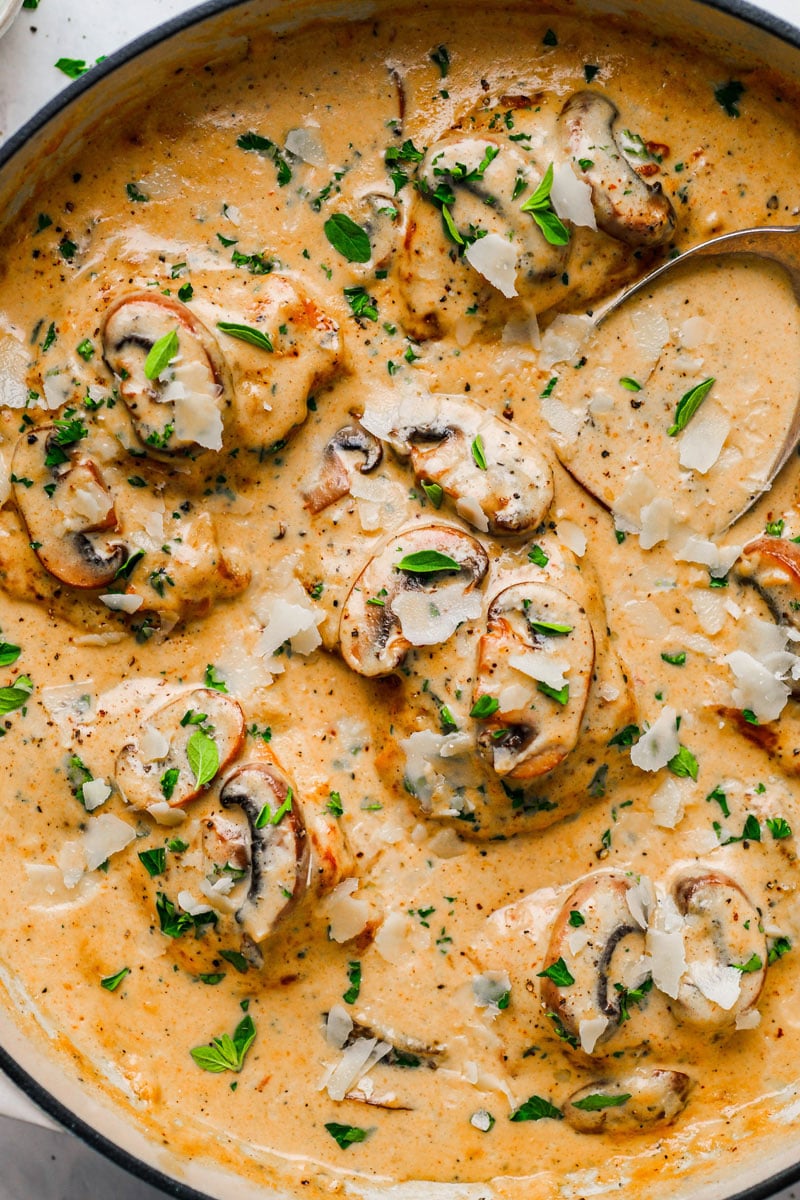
{"left": 588, "top": 224, "right": 800, "bottom": 531}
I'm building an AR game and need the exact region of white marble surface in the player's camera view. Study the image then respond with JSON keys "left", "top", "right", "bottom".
{"left": 0, "top": 0, "right": 800, "bottom": 1195}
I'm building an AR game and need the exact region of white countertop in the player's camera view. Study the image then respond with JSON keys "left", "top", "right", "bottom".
{"left": 0, "top": 0, "right": 799, "bottom": 1196}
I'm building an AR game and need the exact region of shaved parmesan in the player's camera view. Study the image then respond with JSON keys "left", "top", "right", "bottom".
{"left": 464, "top": 233, "right": 518, "bottom": 298}
{"left": 647, "top": 928, "right": 686, "bottom": 999}
{"left": 672, "top": 534, "right": 741, "bottom": 577}
{"left": 375, "top": 911, "right": 418, "bottom": 964}
{"left": 626, "top": 877, "right": 653, "bottom": 930}
{"left": 579, "top": 1016, "right": 608, "bottom": 1055}
{"left": 508, "top": 650, "right": 570, "bottom": 690}
{"left": 678, "top": 407, "right": 730, "bottom": 474}
{"left": 735, "top": 1009, "right": 761, "bottom": 1031}
{"left": 325, "top": 1005, "right": 354, "bottom": 1049}
{"left": 550, "top": 162, "right": 596, "bottom": 229}
{"left": 630, "top": 706, "right": 679, "bottom": 773}
{"left": 100, "top": 593, "right": 144, "bottom": 614}
{"left": 498, "top": 683, "right": 531, "bottom": 712}
{"left": 631, "top": 306, "right": 669, "bottom": 358}
{"left": 687, "top": 960, "right": 741, "bottom": 1010}
{"left": 325, "top": 1037, "right": 392, "bottom": 1101}
{"left": 691, "top": 589, "right": 728, "bottom": 636}
{"left": 539, "top": 314, "right": 593, "bottom": 369}
{"left": 83, "top": 813, "right": 136, "bottom": 872}
{"left": 43, "top": 372, "right": 73, "bottom": 411}
{"left": 567, "top": 927, "right": 592, "bottom": 955}
{"left": 392, "top": 581, "right": 482, "bottom": 646}
{"left": 0, "top": 333, "right": 29, "bottom": 409}
{"left": 557, "top": 519, "right": 587, "bottom": 556}
{"left": 82, "top": 778, "right": 111, "bottom": 812}
{"left": 427, "top": 828, "right": 467, "bottom": 858}
{"left": 650, "top": 775, "right": 686, "bottom": 829}
{"left": 723, "top": 649, "right": 790, "bottom": 723}
{"left": 139, "top": 723, "right": 171, "bottom": 762}
{"left": 256, "top": 594, "right": 324, "bottom": 659}
{"left": 147, "top": 801, "right": 186, "bottom": 826}
{"left": 679, "top": 315, "right": 715, "bottom": 350}
{"left": 639, "top": 496, "right": 676, "bottom": 550}
{"left": 455, "top": 494, "right": 490, "bottom": 533}
{"left": 472, "top": 971, "right": 512, "bottom": 1014}
{"left": 324, "top": 878, "right": 370, "bottom": 943}
{"left": 285, "top": 126, "right": 326, "bottom": 167}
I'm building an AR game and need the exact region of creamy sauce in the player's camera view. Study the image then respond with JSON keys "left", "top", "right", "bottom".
{"left": 0, "top": 6, "right": 800, "bottom": 1198}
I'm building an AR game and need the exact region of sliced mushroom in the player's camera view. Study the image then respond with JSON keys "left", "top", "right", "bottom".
{"left": 737, "top": 537, "right": 800, "bottom": 638}
{"left": 12, "top": 425, "right": 128, "bottom": 588}
{"left": 344, "top": 1018, "right": 444, "bottom": 1069}
{"left": 558, "top": 92, "right": 676, "bottom": 247}
{"left": 220, "top": 763, "right": 311, "bottom": 944}
{"left": 541, "top": 872, "right": 649, "bottom": 1054}
{"left": 103, "top": 292, "right": 231, "bottom": 455}
{"left": 354, "top": 190, "right": 404, "bottom": 273}
{"left": 563, "top": 1068, "right": 692, "bottom": 1134}
{"left": 669, "top": 871, "right": 767, "bottom": 1030}
{"left": 339, "top": 524, "right": 489, "bottom": 677}
{"left": 474, "top": 581, "right": 594, "bottom": 779}
{"left": 116, "top": 688, "right": 245, "bottom": 811}
{"left": 385, "top": 395, "right": 553, "bottom": 536}
{"left": 304, "top": 423, "right": 383, "bottom": 514}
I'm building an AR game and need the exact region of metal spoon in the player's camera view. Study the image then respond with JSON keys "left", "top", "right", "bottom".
{"left": 586, "top": 224, "right": 800, "bottom": 532}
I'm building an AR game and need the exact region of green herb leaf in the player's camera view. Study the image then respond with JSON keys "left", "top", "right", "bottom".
{"left": 190, "top": 1014, "right": 256, "bottom": 1073}
{"left": 706, "top": 785, "right": 730, "bottom": 817}
{"left": 156, "top": 891, "right": 218, "bottom": 938}
{"left": 343, "top": 285, "right": 378, "bottom": 322}
{"left": 714, "top": 79, "right": 745, "bottom": 117}
{"left": 530, "top": 206, "right": 570, "bottom": 246}
{"left": 510, "top": 1094, "right": 562, "bottom": 1122}
{"left": 768, "top": 936, "right": 792, "bottom": 965}
{"left": 100, "top": 967, "right": 130, "bottom": 992}
{"left": 199, "top": 973, "right": 226, "bottom": 986}
{"left": 178, "top": 282, "right": 194, "bottom": 302}
{"left": 160, "top": 767, "right": 180, "bottom": 801}
{"left": 76, "top": 338, "right": 94, "bottom": 361}
{"left": 661, "top": 650, "right": 686, "bottom": 666}
{"left": 343, "top": 960, "right": 362, "bottom": 1004}
{"left": 0, "top": 686, "right": 32, "bottom": 715}
{"left": 430, "top": 44, "right": 450, "bottom": 77}
{"left": 767, "top": 816, "right": 792, "bottom": 840}
{"left": 216, "top": 321, "right": 273, "bottom": 352}
{"left": 204, "top": 663, "right": 229, "bottom": 693}
{"left": 55, "top": 57, "right": 88, "bottom": 79}
{"left": 421, "top": 480, "right": 444, "bottom": 508}
{"left": 326, "top": 790, "right": 344, "bottom": 817}
{"left": 734, "top": 953, "right": 763, "bottom": 974}
{"left": 186, "top": 729, "right": 220, "bottom": 788}
{"left": 167, "top": 837, "right": 189, "bottom": 853}
{"left": 470, "top": 694, "right": 500, "bottom": 719}
{"left": 528, "top": 543, "right": 549, "bottom": 567}
{"left": 138, "top": 848, "right": 166, "bottom": 877}
{"left": 572, "top": 1092, "right": 631, "bottom": 1112}
{"left": 396, "top": 550, "right": 461, "bottom": 573}
{"left": 668, "top": 744, "right": 698, "bottom": 780}
{"left": 323, "top": 213, "right": 372, "bottom": 263}
{"left": 0, "top": 643, "right": 21, "bottom": 668}
{"left": 537, "top": 681, "right": 569, "bottom": 705}
{"left": 324, "top": 1122, "right": 368, "bottom": 1149}
{"left": 536, "top": 957, "right": 575, "bottom": 987}
{"left": 126, "top": 182, "right": 149, "bottom": 203}
{"left": 529, "top": 619, "right": 573, "bottom": 636}
{"left": 667, "top": 377, "right": 715, "bottom": 436}
{"left": 619, "top": 376, "right": 642, "bottom": 391}
{"left": 219, "top": 949, "right": 250, "bottom": 974}
{"left": 568, "top": 910, "right": 585, "bottom": 928}
{"left": 765, "top": 518, "right": 785, "bottom": 537}
{"left": 471, "top": 434, "right": 488, "bottom": 471}
{"left": 144, "top": 329, "right": 179, "bottom": 380}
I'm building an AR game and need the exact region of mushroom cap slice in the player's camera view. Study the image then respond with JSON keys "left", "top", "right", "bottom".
{"left": 386, "top": 395, "right": 553, "bottom": 536}
{"left": 563, "top": 1068, "right": 692, "bottom": 1134}
{"left": 103, "top": 292, "right": 232, "bottom": 455}
{"left": 11, "top": 425, "right": 127, "bottom": 589}
{"left": 304, "top": 422, "right": 383, "bottom": 515}
{"left": 737, "top": 537, "right": 800, "bottom": 636}
{"left": 474, "top": 581, "right": 594, "bottom": 779}
{"left": 116, "top": 688, "right": 245, "bottom": 811}
{"left": 339, "top": 524, "right": 489, "bottom": 677}
{"left": 558, "top": 92, "right": 676, "bottom": 248}
{"left": 669, "top": 870, "right": 767, "bottom": 1030}
{"left": 220, "top": 763, "right": 311, "bottom": 944}
{"left": 541, "top": 872, "right": 649, "bottom": 1054}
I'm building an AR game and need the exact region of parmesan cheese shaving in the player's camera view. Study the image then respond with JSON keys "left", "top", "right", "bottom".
{"left": 677, "top": 407, "right": 730, "bottom": 474}
{"left": 508, "top": 650, "right": 570, "bottom": 690}
{"left": 83, "top": 814, "right": 137, "bottom": 872}
{"left": 578, "top": 1016, "right": 608, "bottom": 1055}
{"left": 324, "top": 878, "right": 370, "bottom": 943}
{"left": 550, "top": 162, "right": 597, "bottom": 229}
{"left": 100, "top": 593, "right": 144, "bottom": 614}
{"left": 464, "top": 232, "right": 518, "bottom": 298}
{"left": 630, "top": 706, "right": 679, "bottom": 773}
{"left": 82, "top": 778, "right": 112, "bottom": 812}
{"left": 687, "top": 960, "right": 742, "bottom": 1010}
{"left": 325, "top": 1005, "right": 354, "bottom": 1049}
{"left": 392, "top": 581, "right": 483, "bottom": 646}
{"left": 539, "top": 314, "right": 594, "bottom": 369}
{"left": 647, "top": 928, "right": 686, "bottom": 999}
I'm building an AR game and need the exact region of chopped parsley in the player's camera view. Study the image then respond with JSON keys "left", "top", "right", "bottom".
{"left": 100, "top": 967, "right": 130, "bottom": 992}
{"left": 324, "top": 1122, "right": 368, "bottom": 1149}
{"left": 510, "top": 1094, "right": 562, "bottom": 1122}
{"left": 343, "top": 960, "right": 362, "bottom": 1004}
{"left": 190, "top": 1013, "right": 256, "bottom": 1073}
{"left": 537, "top": 957, "right": 574, "bottom": 987}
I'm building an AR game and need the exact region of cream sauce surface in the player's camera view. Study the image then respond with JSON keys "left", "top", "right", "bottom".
{"left": 0, "top": 5, "right": 800, "bottom": 1199}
